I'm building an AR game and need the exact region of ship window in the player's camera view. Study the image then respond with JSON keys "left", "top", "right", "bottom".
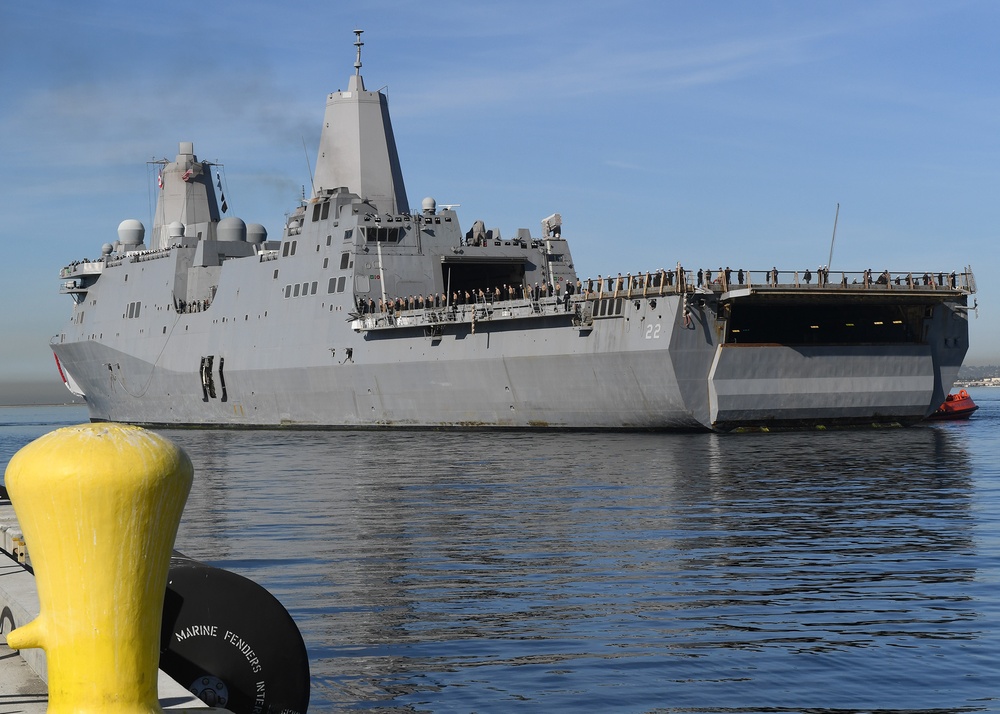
{"left": 291, "top": 241, "right": 297, "bottom": 255}
{"left": 328, "top": 277, "right": 337, "bottom": 293}
{"left": 326, "top": 235, "right": 332, "bottom": 246}
{"left": 340, "top": 253, "right": 350, "bottom": 270}
{"left": 311, "top": 282, "right": 318, "bottom": 295}
{"left": 135, "top": 302, "right": 141, "bottom": 318}
{"left": 364, "top": 227, "right": 401, "bottom": 243}
{"left": 127, "top": 303, "right": 134, "bottom": 319}
{"left": 282, "top": 242, "right": 290, "bottom": 257}
{"left": 323, "top": 258, "right": 329, "bottom": 269}
{"left": 285, "top": 285, "right": 292, "bottom": 298}
{"left": 312, "top": 204, "right": 321, "bottom": 222}
{"left": 344, "top": 229, "right": 353, "bottom": 241}
{"left": 337, "top": 276, "right": 346, "bottom": 292}
{"left": 321, "top": 202, "right": 331, "bottom": 220}
{"left": 273, "top": 269, "right": 279, "bottom": 279}
{"left": 293, "top": 284, "right": 300, "bottom": 297}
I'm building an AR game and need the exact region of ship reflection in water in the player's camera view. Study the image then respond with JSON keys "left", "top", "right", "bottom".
{"left": 168, "top": 394, "right": 1000, "bottom": 712}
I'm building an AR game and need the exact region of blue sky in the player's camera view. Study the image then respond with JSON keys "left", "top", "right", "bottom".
{"left": 1, "top": 0, "right": 998, "bottom": 391}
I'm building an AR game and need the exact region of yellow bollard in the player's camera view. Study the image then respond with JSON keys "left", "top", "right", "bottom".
{"left": 4, "top": 423, "right": 193, "bottom": 714}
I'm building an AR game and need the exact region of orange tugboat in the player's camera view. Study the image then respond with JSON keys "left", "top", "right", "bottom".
{"left": 927, "top": 389, "right": 979, "bottom": 420}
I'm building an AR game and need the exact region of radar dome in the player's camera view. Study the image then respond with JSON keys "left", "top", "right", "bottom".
{"left": 168, "top": 221, "right": 185, "bottom": 239}
{"left": 218, "top": 216, "right": 247, "bottom": 242}
{"left": 421, "top": 197, "right": 436, "bottom": 215}
{"left": 117, "top": 219, "right": 145, "bottom": 246}
{"left": 101, "top": 243, "right": 113, "bottom": 256}
{"left": 246, "top": 223, "right": 268, "bottom": 244}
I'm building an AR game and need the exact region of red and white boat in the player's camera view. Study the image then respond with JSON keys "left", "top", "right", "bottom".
{"left": 927, "top": 389, "right": 979, "bottom": 420}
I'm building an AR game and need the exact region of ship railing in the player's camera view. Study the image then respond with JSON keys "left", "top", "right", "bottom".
{"left": 723, "top": 269, "right": 975, "bottom": 293}
{"left": 575, "top": 267, "right": 976, "bottom": 299}
{"left": 59, "top": 261, "right": 104, "bottom": 278}
{"left": 128, "top": 249, "right": 171, "bottom": 264}
{"left": 351, "top": 295, "right": 572, "bottom": 332}
{"left": 348, "top": 267, "right": 976, "bottom": 333}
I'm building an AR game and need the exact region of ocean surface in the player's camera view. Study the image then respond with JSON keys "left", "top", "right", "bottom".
{"left": 1, "top": 392, "right": 998, "bottom": 713}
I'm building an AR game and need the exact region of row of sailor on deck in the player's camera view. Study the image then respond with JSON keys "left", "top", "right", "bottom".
{"left": 843, "top": 269, "right": 957, "bottom": 288}
{"left": 354, "top": 268, "right": 692, "bottom": 315}
{"left": 174, "top": 298, "right": 212, "bottom": 313}
{"left": 354, "top": 280, "right": 579, "bottom": 314}
{"left": 354, "top": 269, "right": 688, "bottom": 317}
{"left": 694, "top": 266, "right": 960, "bottom": 289}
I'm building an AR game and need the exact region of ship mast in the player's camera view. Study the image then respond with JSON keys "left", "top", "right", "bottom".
{"left": 312, "top": 29, "right": 409, "bottom": 215}
{"left": 354, "top": 28, "right": 363, "bottom": 76}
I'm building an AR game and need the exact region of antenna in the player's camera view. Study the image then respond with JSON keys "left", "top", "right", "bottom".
{"left": 827, "top": 203, "right": 840, "bottom": 270}
{"left": 301, "top": 136, "right": 315, "bottom": 196}
{"left": 354, "top": 29, "right": 364, "bottom": 76}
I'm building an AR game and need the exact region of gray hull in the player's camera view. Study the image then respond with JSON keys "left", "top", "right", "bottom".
{"left": 52, "top": 273, "right": 968, "bottom": 431}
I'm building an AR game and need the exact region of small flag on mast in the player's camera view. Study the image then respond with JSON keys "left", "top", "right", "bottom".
{"left": 216, "top": 171, "right": 228, "bottom": 213}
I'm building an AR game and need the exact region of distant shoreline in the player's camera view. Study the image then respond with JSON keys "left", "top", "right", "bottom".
{"left": 0, "top": 380, "right": 85, "bottom": 408}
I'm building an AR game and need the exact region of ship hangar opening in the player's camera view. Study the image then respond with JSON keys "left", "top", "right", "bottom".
{"left": 723, "top": 299, "right": 930, "bottom": 345}
{"left": 440, "top": 256, "right": 529, "bottom": 298}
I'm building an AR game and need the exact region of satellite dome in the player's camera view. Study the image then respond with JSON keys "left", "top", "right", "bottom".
{"left": 218, "top": 216, "right": 247, "bottom": 242}
{"left": 101, "top": 243, "right": 113, "bottom": 255}
{"left": 117, "top": 219, "right": 145, "bottom": 245}
{"left": 246, "top": 223, "right": 268, "bottom": 244}
{"left": 421, "top": 197, "right": 436, "bottom": 215}
{"left": 168, "top": 221, "right": 185, "bottom": 239}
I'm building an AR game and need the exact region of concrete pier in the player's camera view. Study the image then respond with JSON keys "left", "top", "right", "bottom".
{"left": 0, "top": 499, "right": 212, "bottom": 711}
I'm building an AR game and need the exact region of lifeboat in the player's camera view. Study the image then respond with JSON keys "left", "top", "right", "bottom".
{"left": 927, "top": 389, "right": 978, "bottom": 420}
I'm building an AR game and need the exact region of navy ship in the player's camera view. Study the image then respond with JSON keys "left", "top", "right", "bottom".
{"left": 52, "top": 31, "right": 976, "bottom": 431}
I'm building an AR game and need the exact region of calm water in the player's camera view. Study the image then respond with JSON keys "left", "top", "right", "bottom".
{"left": 1, "top": 393, "right": 998, "bottom": 713}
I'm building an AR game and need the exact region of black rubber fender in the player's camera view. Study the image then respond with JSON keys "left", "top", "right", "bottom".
{"left": 160, "top": 553, "right": 310, "bottom": 714}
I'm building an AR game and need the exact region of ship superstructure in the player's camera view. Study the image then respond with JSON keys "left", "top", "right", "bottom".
{"left": 52, "top": 31, "right": 976, "bottom": 431}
